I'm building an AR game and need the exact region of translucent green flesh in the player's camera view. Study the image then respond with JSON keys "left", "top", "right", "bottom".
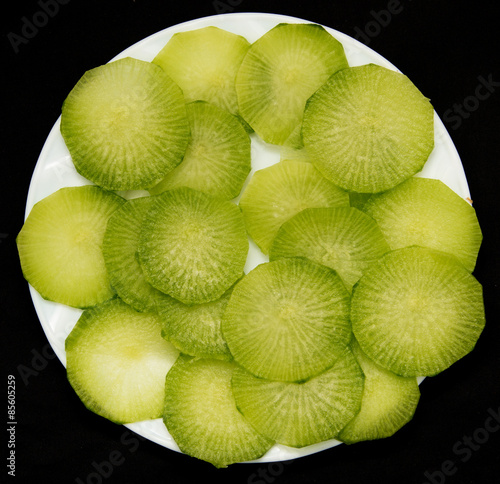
{"left": 222, "top": 258, "right": 352, "bottom": 382}
{"left": 61, "top": 57, "right": 190, "bottom": 190}
{"left": 232, "top": 346, "right": 364, "bottom": 447}
{"left": 17, "top": 186, "right": 125, "bottom": 308}
{"left": 338, "top": 340, "right": 420, "bottom": 444}
{"left": 158, "top": 283, "right": 235, "bottom": 361}
{"left": 153, "top": 26, "right": 250, "bottom": 117}
{"left": 302, "top": 64, "right": 434, "bottom": 193}
{"left": 351, "top": 247, "right": 485, "bottom": 377}
{"left": 65, "top": 298, "right": 180, "bottom": 424}
{"left": 139, "top": 187, "right": 248, "bottom": 304}
{"left": 362, "top": 177, "right": 482, "bottom": 272}
{"left": 163, "top": 356, "right": 273, "bottom": 468}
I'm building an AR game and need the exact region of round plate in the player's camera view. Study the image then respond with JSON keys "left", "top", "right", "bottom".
{"left": 24, "top": 12, "right": 470, "bottom": 463}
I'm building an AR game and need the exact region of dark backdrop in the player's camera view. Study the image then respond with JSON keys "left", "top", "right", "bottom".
{"left": 3, "top": 1, "right": 499, "bottom": 483}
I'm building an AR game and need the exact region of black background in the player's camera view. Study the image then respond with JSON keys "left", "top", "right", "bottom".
{"left": 2, "top": 1, "right": 500, "bottom": 483}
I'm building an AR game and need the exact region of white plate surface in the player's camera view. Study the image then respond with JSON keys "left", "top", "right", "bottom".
{"left": 25, "top": 12, "right": 470, "bottom": 463}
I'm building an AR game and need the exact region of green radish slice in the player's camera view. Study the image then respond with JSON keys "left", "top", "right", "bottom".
{"left": 302, "top": 64, "right": 434, "bottom": 193}
{"left": 236, "top": 23, "right": 349, "bottom": 145}
{"left": 61, "top": 57, "right": 190, "bottom": 190}
{"left": 158, "top": 281, "right": 238, "bottom": 361}
{"left": 351, "top": 246, "right": 485, "bottom": 377}
{"left": 65, "top": 298, "right": 180, "bottom": 424}
{"left": 338, "top": 339, "right": 420, "bottom": 444}
{"left": 17, "top": 186, "right": 125, "bottom": 308}
{"left": 362, "top": 177, "right": 482, "bottom": 272}
{"left": 231, "top": 345, "right": 364, "bottom": 448}
{"left": 222, "top": 258, "right": 352, "bottom": 382}
{"left": 149, "top": 101, "right": 251, "bottom": 200}
{"left": 139, "top": 187, "right": 248, "bottom": 305}
{"left": 163, "top": 355, "right": 274, "bottom": 468}
{"left": 269, "top": 206, "right": 391, "bottom": 291}
{"left": 102, "top": 196, "right": 174, "bottom": 313}
{"left": 152, "top": 26, "right": 250, "bottom": 122}
{"left": 239, "top": 160, "right": 349, "bottom": 254}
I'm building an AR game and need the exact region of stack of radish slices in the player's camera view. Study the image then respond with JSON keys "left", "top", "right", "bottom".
{"left": 17, "top": 22, "right": 484, "bottom": 468}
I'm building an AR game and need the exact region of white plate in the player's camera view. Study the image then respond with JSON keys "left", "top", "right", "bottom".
{"left": 25, "top": 12, "right": 470, "bottom": 463}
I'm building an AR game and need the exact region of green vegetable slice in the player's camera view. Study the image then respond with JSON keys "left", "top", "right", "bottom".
{"left": 302, "top": 64, "right": 434, "bottom": 193}
{"left": 66, "top": 298, "right": 180, "bottom": 424}
{"left": 362, "top": 177, "right": 482, "bottom": 272}
{"left": 338, "top": 339, "right": 420, "bottom": 444}
{"left": 139, "top": 187, "right": 248, "bottom": 304}
{"left": 158, "top": 282, "right": 237, "bottom": 361}
{"left": 61, "top": 57, "right": 190, "bottom": 190}
{"left": 232, "top": 345, "right": 364, "bottom": 447}
{"left": 153, "top": 26, "right": 250, "bottom": 123}
{"left": 163, "top": 355, "right": 273, "bottom": 468}
{"left": 17, "top": 186, "right": 125, "bottom": 308}
{"left": 222, "top": 258, "right": 352, "bottom": 382}
{"left": 351, "top": 246, "right": 485, "bottom": 377}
